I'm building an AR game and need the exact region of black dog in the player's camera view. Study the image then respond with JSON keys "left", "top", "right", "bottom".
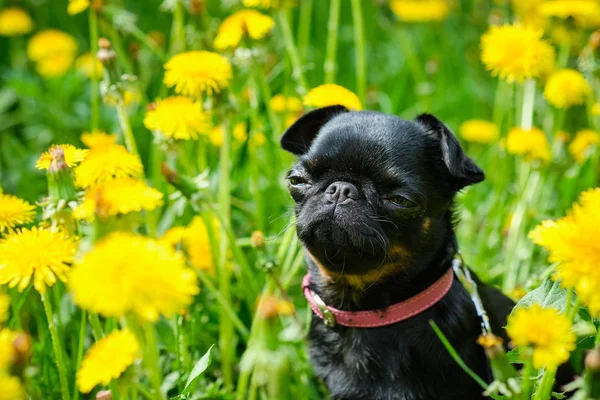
{"left": 281, "top": 106, "right": 515, "bottom": 400}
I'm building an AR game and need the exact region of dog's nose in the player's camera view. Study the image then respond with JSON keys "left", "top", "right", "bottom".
{"left": 325, "top": 181, "right": 359, "bottom": 205}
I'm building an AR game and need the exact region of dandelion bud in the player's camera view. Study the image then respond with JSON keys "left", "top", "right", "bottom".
{"left": 477, "top": 334, "right": 518, "bottom": 383}
{"left": 585, "top": 347, "right": 600, "bottom": 397}
{"left": 590, "top": 30, "right": 600, "bottom": 51}
{"left": 256, "top": 295, "right": 294, "bottom": 319}
{"left": 190, "top": 0, "right": 205, "bottom": 15}
{"left": 161, "top": 163, "right": 201, "bottom": 198}
{"left": 97, "top": 38, "right": 119, "bottom": 84}
{"left": 11, "top": 332, "right": 31, "bottom": 368}
{"left": 47, "top": 147, "right": 78, "bottom": 203}
{"left": 96, "top": 390, "right": 111, "bottom": 400}
{"left": 251, "top": 230, "right": 265, "bottom": 248}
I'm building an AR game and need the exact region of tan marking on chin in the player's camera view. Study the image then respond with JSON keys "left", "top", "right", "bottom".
{"left": 422, "top": 217, "right": 431, "bottom": 233}
{"left": 308, "top": 250, "right": 411, "bottom": 289}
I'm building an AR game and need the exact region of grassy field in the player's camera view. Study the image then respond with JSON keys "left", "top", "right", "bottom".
{"left": 0, "top": 0, "right": 599, "bottom": 399}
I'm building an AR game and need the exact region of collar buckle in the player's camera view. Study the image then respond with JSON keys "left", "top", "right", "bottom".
{"left": 310, "top": 290, "right": 337, "bottom": 328}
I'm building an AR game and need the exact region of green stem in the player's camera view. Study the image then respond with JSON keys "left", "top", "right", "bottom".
{"left": 143, "top": 323, "right": 164, "bottom": 400}
{"left": 73, "top": 309, "right": 87, "bottom": 400}
{"left": 196, "top": 271, "right": 249, "bottom": 339}
{"left": 520, "top": 359, "right": 535, "bottom": 400}
{"left": 351, "top": 0, "right": 367, "bottom": 106}
{"left": 277, "top": 10, "right": 308, "bottom": 93}
{"left": 129, "top": 25, "right": 167, "bottom": 62}
{"left": 297, "top": 0, "right": 313, "bottom": 59}
{"left": 169, "top": 0, "right": 186, "bottom": 55}
{"left": 89, "top": 8, "right": 100, "bottom": 131}
{"left": 218, "top": 120, "right": 234, "bottom": 389}
{"left": 533, "top": 367, "right": 557, "bottom": 400}
{"left": 89, "top": 313, "right": 104, "bottom": 340}
{"left": 521, "top": 79, "right": 536, "bottom": 130}
{"left": 568, "top": 298, "right": 581, "bottom": 321}
{"left": 42, "top": 293, "right": 71, "bottom": 400}
{"left": 429, "top": 321, "right": 488, "bottom": 390}
{"left": 324, "top": 0, "right": 340, "bottom": 83}
{"left": 116, "top": 103, "right": 139, "bottom": 158}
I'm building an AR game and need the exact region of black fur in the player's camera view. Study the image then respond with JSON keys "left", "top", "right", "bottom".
{"left": 281, "top": 108, "right": 515, "bottom": 400}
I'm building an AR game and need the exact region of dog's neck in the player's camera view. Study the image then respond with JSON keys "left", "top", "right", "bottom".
{"left": 306, "top": 227, "right": 458, "bottom": 312}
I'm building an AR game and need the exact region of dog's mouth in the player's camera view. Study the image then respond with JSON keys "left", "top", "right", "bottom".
{"left": 299, "top": 220, "right": 389, "bottom": 274}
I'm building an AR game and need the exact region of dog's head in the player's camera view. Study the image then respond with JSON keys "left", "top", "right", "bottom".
{"left": 281, "top": 106, "right": 483, "bottom": 283}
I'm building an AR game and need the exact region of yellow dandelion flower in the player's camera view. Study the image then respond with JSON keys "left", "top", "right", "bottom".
{"left": 530, "top": 188, "right": 600, "bottom": 316}
{"left": 75, "top": 52, "right": 103, "bottom": 79}
{"left": 209, "top": 126, "right": 224, "bottom": 147}
{"left": 0, "top": 328, "right": 18, "bottom": 371}
{"left": 242, "top": 0, "right": 294, "bottom": 8}
{"left": 593, "top": 103, "right": 600, "bottom": 116}
{"left": 0, "top": 292, "right": 9, "bottom": 324}
{"left": 73, "top": 178, "right": 163, "bottom": 220}
{"left": 163, "top": 51, "right": 232, "bottom": 98}
{"left": 233, "top": 123, "right": 249, "bottom": 142}
{"left": 184, "top": 216, "right": 215, "bottom": 274}
{"left": 67, "top": 0, "right": 90, "bottom": 15}
{"left": 27, "top": 30, "right": 78, "bottom": 78}
{"left": 77, "top": 330, "right": 139, "bottom": 394}
{"left": 304, "top": 84, "right": 362, "bottom": 111}
{"left": 0, "top": 193, "right": 35, "bottom": 233}
{"left": 0, "top": 376, "right": 24, "bottom": 400}
{"left": 512, "top": 0, "right": 546, "bottom": 28}
{"left": 214, "top": 9, "right": 275, "bottom": 50}
{"left": 269, "top": 94, "right": 303, "bottom": 113}
{"left": 36, "top": 144, "right": 88, "bottom": 170}
{"left": 0, "top": 227, "right": 76, "bottom": 293}
{"left": 506, "top": 127, "right": 551, "bottom": 162}
{"left": 80, "top": 131, "right": 117, "bottom": 148}
{"left": 568, "top": 129, "right": 599, "bottom": 163}
{"left": 481, "top": 24, "right": 555, "bottom": 83}
{"left": 544, "top": 69, "right": 591, "bottom": 109}
{"left": 0, "top": 8, "right": 34, "bottom": 36}
{"left": 540, "top": 0, "right": 600, "bottom": 26}
{"left": 507, "top": 304, "right": 575, "bottom": 368}
{"left": 249, "top": 132, "right": 267, "bottom": 148}
{"left": 70, "top": 232, "right": 199, "bottom": 321}
{"left": 390, "top": 0, "right": 450, "bottom": 22}
{"left": 74, "top": 144, "right": 143, "bottom": 188}
{"left": 144, "top": 97, "right": 210, "bottom": 140}
{"left": 459, "top": 120, "right": 499, "bottom": 144}
{"left": 159, "top": 226, "right": 186, "bottom": 248}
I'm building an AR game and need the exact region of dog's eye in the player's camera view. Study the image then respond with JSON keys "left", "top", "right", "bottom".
{"left": 388, "top": 195, "right": 416, "bottom": 208}
{"left": 288, "top": 176, "right": 308, "bottom": 186}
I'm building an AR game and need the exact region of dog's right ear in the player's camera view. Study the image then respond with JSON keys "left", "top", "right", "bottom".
{"left": 280, "top": 105, "right": 349, "bottom": 155}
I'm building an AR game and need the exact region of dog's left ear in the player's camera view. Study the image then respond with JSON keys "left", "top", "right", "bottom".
{"left": 415, "top": 113, "right": 484, "bottom": 189}
{"left": 281, "top": 105, "right": 349, "bottom": 155}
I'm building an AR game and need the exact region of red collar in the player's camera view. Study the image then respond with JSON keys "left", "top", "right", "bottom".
{"left": 302, "top": 268, "right": 454, "bottom": 328}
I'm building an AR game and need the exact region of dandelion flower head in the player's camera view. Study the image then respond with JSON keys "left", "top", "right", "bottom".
{"left": 0, "top": 227, "right": 76, "bottom": 293}
{"left": 144, "top": 96, "right": 210, "bottom": 140}
{"left": 73, "top": 178, "right": 163, "bottom": 220}
{"left": 390, "top": 0, "right": 450, "bottom": 22}
{"left": 568, "top": 129, "right": 599, "bottom": 163}
{"left": 36, "top": 144, "right": 88, "bottom": 170}
{"left": 0, "top": 193, "right": 35, "bottom": 233}
{"left": 163, "top": 51, "right": 232, "bottom": 98}
{"left": 481, "top": 24, "right": 555, "bottom": 83}
{"left": 303, "top": 84, "right": 362, "bottom": 111}
{"left": 544, "top": 69, "right": 591, "bottom": 109}
{"left": 80, "top": 131, "right": 117, "bottom": 149}
{"left": 77, "top": 329, "right": 139, "bottom": 393}
{"left": 214, "top": 9, "right": 275, "bottom": 50}
{"left": 27, "top": 30, "right": 78, "bottom": 78}
{"left": 70, "top": 232, "right": 199, "bottom": 321}
{"left": 530, "top": 188, "right": 600, "bottom": 316}
{"left": 506, "top": 127, "right": 551, "bottom": 162}
{"left": 74, "top": 144, "right": 143, "bottom": 188}
{"left": 67, "top": 0, "right": 90, "bottom": 15}
{"left": 459, "top": 120, "right": 499, "bottom": 144}
{"left": 75, "top": 52, "right": 103, "bottom": 79}
{"left": 507, "top": 304, "right": 575, "bottom": 368}
{"left": 0, "top": 8, "right": 34, "bottom": 36}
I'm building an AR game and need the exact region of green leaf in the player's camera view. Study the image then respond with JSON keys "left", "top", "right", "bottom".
{"left": 511, "top": 277, "right": 568, "bottom": 316}
{"left": 181, "top": 344, "right": 215, "bottom": 395}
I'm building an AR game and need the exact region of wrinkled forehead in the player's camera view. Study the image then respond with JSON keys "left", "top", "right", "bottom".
{"left": 298, "top": 113, "right": 429, "bottom": 184}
